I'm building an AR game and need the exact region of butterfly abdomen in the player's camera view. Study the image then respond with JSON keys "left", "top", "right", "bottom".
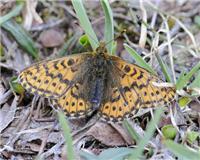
{"left": 90, "top": 79, "right": 104, "bottom": 106}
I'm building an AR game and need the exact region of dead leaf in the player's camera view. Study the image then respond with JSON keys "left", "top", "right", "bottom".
{"left": 189, "top": 100, "right": 200, "bottom": 112}
{"left": 21, "top": 130, "right": 63, "bottom": 144}
{"left": 28, "top": 143, "right": 41, "bottom": 152}
{"left": 85, "top": 121, "right": 134, "bottom": 146}
{"left": 0, "top": 96, "right": 17, "bottom": 133}
{"left": 0, "top": 80, "right": 6, "bottom": 97}
{"left": 0, "top": 79, "right": 13, "bottom": 105}
{"left": 38, "top": 29, "right": 64, "bottom": 47}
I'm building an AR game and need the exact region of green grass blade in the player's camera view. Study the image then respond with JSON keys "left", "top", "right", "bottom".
{"left": 72, "top": 0, "right": 99, "bottom": 49}
{"left": 124, "top": 43, "right": 156, "bottom": 74}
{"left": 79, "top": 150, "right": 98, "bottom": 160}
{"left": 164, "top": 140, "right": 200, "bottom": 160}
{"left": 176, "top": 62, "right": 200, "bottom": 90}
{"left": 80, "top": 147, "right": 133, "bottom": 160}
{"left": 100, "top": 0, "right": 114, "bottom": 53}
{"left": 58, "top": 111, "right": 75, "bottom": 160}
{"left": 79, "top": 34, "right": 90, "bottom": 47}
{"left": 189, "top": 70, "right": 200, "bottom": 88}
{"left": 128, "top": 108, "right": 163, "bottom": 160}
{"left": 155, "top": 53, "right": 172, "bottom": 82}
{"left": 123, "top": 120, "right": 141, "bottom": 144}
{"left": 189, "top": 70, "right": 200, "bottom": 96}
{"left": 2, "top": 20, "right": 38, "bottom": 59}
{"left": 9, "top": 76, "right": 25, "bottom": 95}
{"left": 0, "top": 4, "right": 24, "bottom": 25}
{"left": 98, "top": 147, "right": 132, "bottom": 160}
{"left": 59, "top": 33, "right": 80, "bottom": 56}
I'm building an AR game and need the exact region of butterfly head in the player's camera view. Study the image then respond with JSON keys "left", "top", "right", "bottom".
{"left": 95, "top": 41, "right": 108, "bottom": 56}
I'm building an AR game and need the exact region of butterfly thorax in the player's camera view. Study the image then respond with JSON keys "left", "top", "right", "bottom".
{"left": 91, "top": 42, "right": 111, "bottom": 77}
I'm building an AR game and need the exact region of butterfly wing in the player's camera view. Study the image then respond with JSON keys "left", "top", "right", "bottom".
{"left": 52, "top": 82, "right": 93, "bottom": 117}
{"left": 99, "top": 56, "right": 175, "bottom": 122}
{"left": 99, "top": 86, "right": 141, "bottom": 122}
{"left": 19, "top": 53, "right": 91, "bottom": 99}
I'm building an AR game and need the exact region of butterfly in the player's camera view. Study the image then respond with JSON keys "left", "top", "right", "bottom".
{"left": 19, "top": 42, "right": 175, "bottom": 123}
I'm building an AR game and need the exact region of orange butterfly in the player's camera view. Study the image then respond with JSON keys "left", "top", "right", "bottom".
{"left": 19, "top": 42, "right": 175, "bottom": 122}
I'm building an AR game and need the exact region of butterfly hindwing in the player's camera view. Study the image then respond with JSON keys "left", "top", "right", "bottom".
{"left": 99, "top": 86, "right": 140, "bottom": 122}
{"left": 52, "top": 82, "right": 93, "bottom": 117}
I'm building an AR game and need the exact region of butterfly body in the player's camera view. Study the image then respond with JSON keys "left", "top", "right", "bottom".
{"left": 19, "top": 42, "right": 175, "bottom": 123}
{"left": 68, "top": 44, "right": 117, "bottom": 112}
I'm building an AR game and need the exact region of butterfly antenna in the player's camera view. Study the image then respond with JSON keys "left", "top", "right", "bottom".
{"left": 105, "top": 29, "right": 127, "bottom": 46}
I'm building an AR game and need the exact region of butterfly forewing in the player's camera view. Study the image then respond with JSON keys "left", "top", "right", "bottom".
{"left": 114, "top": 56, "right": 174, "bottom": 102}
{"left": 19, "top": 53, "right": 90, "bottom": 98}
